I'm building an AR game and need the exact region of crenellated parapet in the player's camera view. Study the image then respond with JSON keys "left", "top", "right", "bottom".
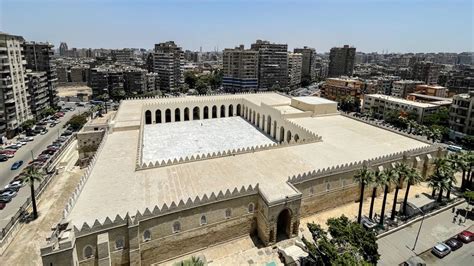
{"left": 287, "top": 145, "right": 441, "bottom": 184}
{"left": 73, "top": 183, "right": 259, "bottom": 236}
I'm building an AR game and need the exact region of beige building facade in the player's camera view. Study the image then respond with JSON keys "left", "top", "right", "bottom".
{"left": 41, "top": 92, "right": 441, "bottom": 265}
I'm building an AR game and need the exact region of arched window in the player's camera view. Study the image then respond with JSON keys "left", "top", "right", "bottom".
{"left": 203, "top": 106, "right": 209, "bottom": 119}
{"left": 212, "top": 105, "right": 217, "bottom": 118}
{"left": 165, "top": 109, "right": 171, "bottom": 123}
{"left": 228, "top": 104, "right": 234, "bottom": 117}
{"left": 84, "top": 245, "right": 94, "bottom": 259}
{"left": 266, "top": 116, "right": 272, "bottom": 135}
{"left": 143, "top": 230, "right": 151, "bottom": 241}
{"left": 145, "top": 110, "right": 152, "bottom": 124}
{"left": 115, "top": 237, "right": 124, "bottom": 250}
{"left": 173, "top": 221, "right": 181, "bottom": 233}
{"left": 200, "top": 215, "right": 207, "bottom": 225}
{"left": 175, "top": 108, "right": 181, "bottom": 122}
{"left": 155, "top": 110, "right": 162, "bottom": 124}
{"left": 294, "top": 134, "right": 300, "bottom": 143}
{"left": 280, "top": 127, "right": 285, "bottom": 143}
{"left": 248, "top": 203, "right": 255, "bottom": 213}
{"left": 237, "top": 104, "right": 241, "bottom": 116}
{"left": 193, "top": 106, "right": 200, "bottom": 120}
{"left": 225, "top": 208, "right": 232, "bottom": 219}
{"left": 257, "top": 113, "right": 260, "bottom": 127}
{"left": 220, "top": 105, "right": 226, "bottom": 117}
{"left": 184, "top": 107, "right": 190, "bottom": 121}
{"left": 286, "top": 130, "right": 292, "bottom": 143}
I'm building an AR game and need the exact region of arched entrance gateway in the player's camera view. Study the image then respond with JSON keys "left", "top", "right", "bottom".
{"left": 276, "top": 209, "right": 292, "bottom": 241}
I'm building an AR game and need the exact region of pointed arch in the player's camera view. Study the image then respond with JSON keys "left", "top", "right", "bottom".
{"left": 155, "top": 109, "right": 162, "bottom": 123}
{"left": 212, "top": 105, "right": 217, "bottom": 118}
{"left": 203, "top": 106, "right": 209, "bottom": 119}
{"left": 193, "top": 106, "right": 200, "bottom": 120}
{"left": 145, "top": 110, "right": 152, "bottom": 124}
{"left": 237, "top": 104, "right": 241, "bottom": 116}
{"left": 267, "top": 116, "right": 272, "bottom": 134}
{"left": 220, "top": 105, "right": 226, "bottom": 117}
{"left": 228, "top": 104, "right": 234, "bottom": 117}
{"left": 165, "top": 108, "right": 171, "bottom": 123}
{"left": 175, "top": 108, "right": 181, "bottom": 122}
{"left": 184, "top": 107, "right": 190, "bottom": 121}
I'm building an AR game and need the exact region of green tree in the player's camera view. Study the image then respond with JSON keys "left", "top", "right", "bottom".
{"left": 354, "top": 165, "right": 374, "bottom": 223}
{"left": 195, "top": 78, "right": 208, "bottom": 95}
{"left": 40, "top": 107, "right": 56, "bottom": 118}
{"left": 66, "top": 114, "right": 88, "bottom": 131}
{"left": 391, "top": 162, "right": 409, "bottom": 219}
{"left": 402, "top": 168, "right": 422, "bottom": 215}
{"left": 20, "top": 166, "right": 43, "bottom": 219}
{"left": 184, "top": 72, "right": 197, "bottom": 89}
{"left": 20, "top": 119, "right": 36, "bottom": 132}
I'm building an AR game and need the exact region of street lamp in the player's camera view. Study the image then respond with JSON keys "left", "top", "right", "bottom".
{"left": 411, "top": 205, "right": 425, "bottom": 251}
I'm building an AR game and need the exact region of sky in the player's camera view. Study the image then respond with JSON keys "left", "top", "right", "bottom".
{"left": 0, "top": 0, "right": 472, "bottom": 53}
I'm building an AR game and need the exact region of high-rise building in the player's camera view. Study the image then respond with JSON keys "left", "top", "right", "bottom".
{"left": 328, "top": 45, "right": 356, "bottom": 77}
{"left": 112, "top": 49, "right": 134, "bottom": 65}
{"left": 26, "top": 71, "right": 50, "bottom": 118}
{"left": 59, "top": 42, "right": 68, "bottom": 56}
{"left": 153, "top": 41, "right": 184, "bottom": 92}
{"left": 23, "top": 41, "right": 58, "bottom": 106}
{"left": 293, "top": 46, "right": 317, "bottom": 81}
{"left": 288, "top": 52, "right": 303, "bottom": 88}
{"left": 222, "top": 45, "right": 258, "bottom": 92}
{"left": 449, "top": 92, "right": 474, "bottom": 139}
{"left": 0, "top": 32, "right": 32, "bottom": 137}
{"left": 411, "top": 61, "right": 441, "bottom": 84}
{"left": 251, "top": 40, "right": 288, "bottom": 90}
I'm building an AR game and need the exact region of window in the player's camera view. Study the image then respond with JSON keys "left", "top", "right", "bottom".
{"left": 143, "top": 230, "right": 151, "bottom": 241}
{"left": 225, "top": 208, "right": 232, "bottom": 219}
{"left": 200, "top": 215, "right": 207, "bottom": 225}
{"left": 115, "top": 237, "right": 124, "bottom": 250}
{"left": 83, "top": 245, "right": 94, "bottom": 259}
{"left": 248, "top": 203, "right": 255, "bottom": 213}
{"left": 173, "top": 221, "right": 181, "bottom": 233}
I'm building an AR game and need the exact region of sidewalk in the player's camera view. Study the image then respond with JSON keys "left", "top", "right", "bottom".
{"left": 377, "top": 202, "right": 473, "bottom": 265}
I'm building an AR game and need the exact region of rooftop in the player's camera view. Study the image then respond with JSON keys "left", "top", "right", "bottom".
{"left": 366, "top": 94, "right": 439, "bottom": 108}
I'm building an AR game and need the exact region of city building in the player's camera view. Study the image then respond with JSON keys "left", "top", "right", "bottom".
{"left": 70, "top": 65, "right": 90, "bottom": 83}
{"left": 320, "top": 77, "right": 364, "bottom": 101}
{"left": 293, "top": 46, "right": 317, "bottom": 81}
{"left": 449, "top": 92, "right": 474, "bottom": 139}
{"left": 145, "top": 72, "right": 159, "bottom": 94}
{"left": 41, "top": 92, "right": 439, "bottom": 265}
{"left": 391, "top": 80, "right": 424, "bottom": 98}
{"left": 59, "top": 42, "right": 68, "bottom": 56}
{"left": 0, "top": 32, "right": 32, "bottom": 137}
{"left": 112, "top": 49, "right": 134, "bottom": 65}
{"left": 328, "top": 45, "right": 356, "bottom": 77}
{"left": 288, "top": 52, "right": 303, "bottom": 88}
{"left": 222, "top": 45, "right": 258, "bottom": 92}
{"left": 363, "top": 94, "right": 441, "bottom": 123}
{"left": 57, "top": 66, "right": 68, "bottom": 83}
{"left": 123, "top": 68, "right": 147, "bottom": 96}
{"left": 411, "top": 61, "right": 442, "bottom": 84}
{"left": 22, "top": 41, "right": 58, "bottom": 107}
{"left": 406, "top": 93, "right": 452, "bottom": 107}
{"left": 26, "top": 71, "right": 50, "bottom": 118}
{"left": 251, "top": 40, "right": 288, "bottom": 90}
{"left": 374, "top": 76, "right": 400, "bottom": 95}
{"left": 153, "top": 41, "right": 185, "bottom": 92}
{"left": 414, "top": 84, "right": 447, "bottom": 98}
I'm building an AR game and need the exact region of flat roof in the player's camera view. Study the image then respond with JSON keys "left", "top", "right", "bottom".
{"left": 293, "top": 96, "right": 336, "bottom": 105}
{"left": 366, "top": 94, "right": 438, "bottom": 108}
{"left": 67, "top": 112, "right": 429, "bottom": 227}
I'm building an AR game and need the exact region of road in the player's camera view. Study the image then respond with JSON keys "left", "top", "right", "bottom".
{"left": 0, "top": 104, "right": 88, "bottom": 230}
{"left": 377, "top": 202, "right": 473, "bottom": 265}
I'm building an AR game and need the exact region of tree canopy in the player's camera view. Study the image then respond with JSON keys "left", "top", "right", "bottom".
{"left": 66, "top": 114, "right": 88, "bottom": 131}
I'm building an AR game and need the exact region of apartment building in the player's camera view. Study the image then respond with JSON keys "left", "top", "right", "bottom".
{"left": 0, "top": 32, "right": 32, "bottom": 137}
{"left": 293, "top": 46, "right": 317, "bottom": 81}
{"left": 363, "top": 94, "right": 440, "bottom": 123}
{"left": 112, "top": 49, "right": 134, "bottom": 65}
{"left": 153, "top": 41, "right": 184, "bottom": 92}
{"left": 449, "top": 92, "right": 474, "bottom": 139}
{"left": 123, "top": 68, "right": 147, "bottom": 95}
{"left": 145, "top": 72, "right": 159, "bottom": 93}
{"left": 391, "top": 80, "right": 425, "bottom": 98}
{"left": 320, "top": 77, "right": 364, "bottom": 101}
{"left": 23, "top": 41, "right": 58, "bottom": 106}
{"left": 414, "top": 84, "right": 447, "bottom": 98}
{"left": 328, "top": 45, "right": 356, "bottom": 77}
{"left": 222, "top": 45, "right": 258, "bottom": 92}
{"left": 288, "top": 52, "right": 303, "bottom": 88}
{"left": 251, "top": 40, "right": 288, "bottom": 90}
{"left": 26, "top": 71, "right": 49, "bottom": 118}
{"left": 70, "top": 65, "right": 90, "bottom": 83}
{"left": 412, "top": 61, "right": 441, "bottom": 84}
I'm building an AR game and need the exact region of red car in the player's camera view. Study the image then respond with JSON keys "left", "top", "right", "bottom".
{"left": 0, "top": 202, "right": 6, "bottom": 210}
{"left": 457, "top": 230, "right": 474, "bottom": 243}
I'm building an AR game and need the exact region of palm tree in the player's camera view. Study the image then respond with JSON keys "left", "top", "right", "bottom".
{"left": 391, "top": 162, "right": 409, "bottom": 220}
{"left": 20, "top": 166, "right": 43, "bottom": 219}
{"left": 369, "top": 170, "right": 384, "bottom": 219}
{"left": 379, "top": 168, "right": 396, "bottom": 226}
{"left": 433, "top": 157, "right": 456, "bottom": 199}
{"left": 402, "top": 168, "right": 422, "bottom": 215}
{"left": 448, "top": 153, "right": 468, "bottom": 191}
{"left": 354, "top": 165, "right": 374, "bottom": 224}
{"left": 428, "top": 176, "right": 441, "bottom": 198}
{"left": 466, "top": 151, "right": 474, "bottom": 189}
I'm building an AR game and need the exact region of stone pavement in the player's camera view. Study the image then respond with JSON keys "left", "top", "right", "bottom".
{"left": 0, "top": 154, "right": 83, "bottom": 264}
{"left": 377, "top": 202, "right": 473, "bottom": 265}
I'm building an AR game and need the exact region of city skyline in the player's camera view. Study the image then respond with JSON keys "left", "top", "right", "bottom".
{"left": 1, "top": 0, "right": 472, "bottom": 53}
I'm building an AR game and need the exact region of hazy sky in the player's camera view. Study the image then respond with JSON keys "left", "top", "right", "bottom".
{"left": 1, "top": 0, "right": 472, "bottom": 53}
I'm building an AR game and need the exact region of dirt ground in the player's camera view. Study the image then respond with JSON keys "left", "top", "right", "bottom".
{"left": 57, "top": 85, "right": 92, "bottom": 98}
{"left": 0, "top": 165, "right": 84, "bottom": 265}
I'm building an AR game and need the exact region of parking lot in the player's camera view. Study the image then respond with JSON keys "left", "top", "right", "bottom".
{"left": 0, "top": 103, "right": 88, "bottom": 229}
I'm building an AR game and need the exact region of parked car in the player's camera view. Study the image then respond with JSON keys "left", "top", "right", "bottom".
{"left": 5, "top": 180, "right": 24, "bottom": 190}
{"left": 0, "top": 196, "right": 11, "bottom": 203}
{"left": 25, "top": 131, "right": 37, "bottom": 137}
{"left": 49, "top": 123, "right": 57, "bottom": 128}
{"left": 5, "top": 144, "right": 21, "bottom": 150}
{"left": 0, "top": 189, "right": 17, "bottom": 198}
{"left": 361, "top": 216, "right": 377, "bottom": 230}
{"left": 47, "top": 144, "right": 60, "bottom": 149}
{"left": 61, "top": 130, "right": 73, "bottom": 136}
{"left": 16, "top": 141, "right": 27, "bottom": 146}
{"left": 457, "top": 230, "right": 474, "bottom": 243}
{"left": 25, "top": 136, "right": 34, "bottom": 141}
{"left": 445, "top": 238, "right": 463, "bottom": 251}
{"left": 431, "top": 243, "right": 451, "bottom": 258}
{"left": 0, "top": 154, "right": 8, "bottom": 162}
{"left": 40, "top": 129, "right": 49, "bottom": 135}
{"left": 10, "top": 160, "right": 23, "bottom": 170}
{"left": 0, "top": 202, "right": 6, "bottom": 210}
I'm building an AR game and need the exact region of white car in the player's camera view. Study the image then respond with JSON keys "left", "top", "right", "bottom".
{"left": 16, "top": 141, "right": 27, "bottom": 146}
{"left": 26, "top": 136, "right": 34, "bottom": 142}
{"left": 5, "top": 180, "right": 24, "bottom": 190}
{"left": 1, "top": 190, "right": 17, "bottom": 198}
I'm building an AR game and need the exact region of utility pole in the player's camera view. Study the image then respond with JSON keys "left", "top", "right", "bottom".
{"left": 412, "top": 206, "right": 425, "bottom": 251}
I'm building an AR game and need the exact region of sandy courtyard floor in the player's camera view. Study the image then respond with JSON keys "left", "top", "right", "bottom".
{"left": 142, "top": 117, "right": 276, "bottom": 163}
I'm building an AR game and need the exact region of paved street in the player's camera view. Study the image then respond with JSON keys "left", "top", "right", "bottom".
{"left": 378, "top": 202, "right": 473, "bottom": 265}
{"left": 0, "top": 104, "right": 87, "bottom": 229}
